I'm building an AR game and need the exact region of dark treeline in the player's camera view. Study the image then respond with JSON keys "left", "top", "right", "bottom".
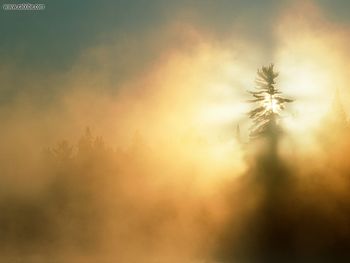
{"left": 0, "top": 128, "right": 219, "bottom": 262}
{"left": 0, "top": 128, "right": 121, "bottom": 253}
{"left": 1, "top": 63, "right": 350, "bottom": 262}
{"left": 1, "top": 121, "right": 350, "bottom": 262}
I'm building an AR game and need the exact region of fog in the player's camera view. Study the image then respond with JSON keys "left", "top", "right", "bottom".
{"left": 2, "top": 1, "right": 350, "bottom": 262}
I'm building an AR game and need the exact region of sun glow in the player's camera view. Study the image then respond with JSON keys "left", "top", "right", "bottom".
{"left": 277, "top": 48, "right": 336, "bottom": 135}
{"left": 263, "top": 95, "right": 279, "bottom": 113}
{"left": 272, "top": 3, "right": 350, "bottom": 142}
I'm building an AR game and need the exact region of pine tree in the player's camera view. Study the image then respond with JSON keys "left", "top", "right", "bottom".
{"left": 248, "top": 64, "right": 293, "bottom": 138}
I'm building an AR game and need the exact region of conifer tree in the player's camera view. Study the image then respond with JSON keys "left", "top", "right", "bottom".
{"left": 248, "top": 64, "right": 293, "bottom": 138}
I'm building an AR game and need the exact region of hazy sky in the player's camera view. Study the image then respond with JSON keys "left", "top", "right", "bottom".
{"left": 1, "top": 0, "right": 349, "bottom": 104}
{"left": 1, "top": 0, "right": 350, "bottom": 151}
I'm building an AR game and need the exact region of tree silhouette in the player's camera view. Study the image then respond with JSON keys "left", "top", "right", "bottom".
{"left": 52, "top": 140, "right": 73, "bottom": 161}
{"left": 248, "top": 64, "right": 293, "bottom": 138}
